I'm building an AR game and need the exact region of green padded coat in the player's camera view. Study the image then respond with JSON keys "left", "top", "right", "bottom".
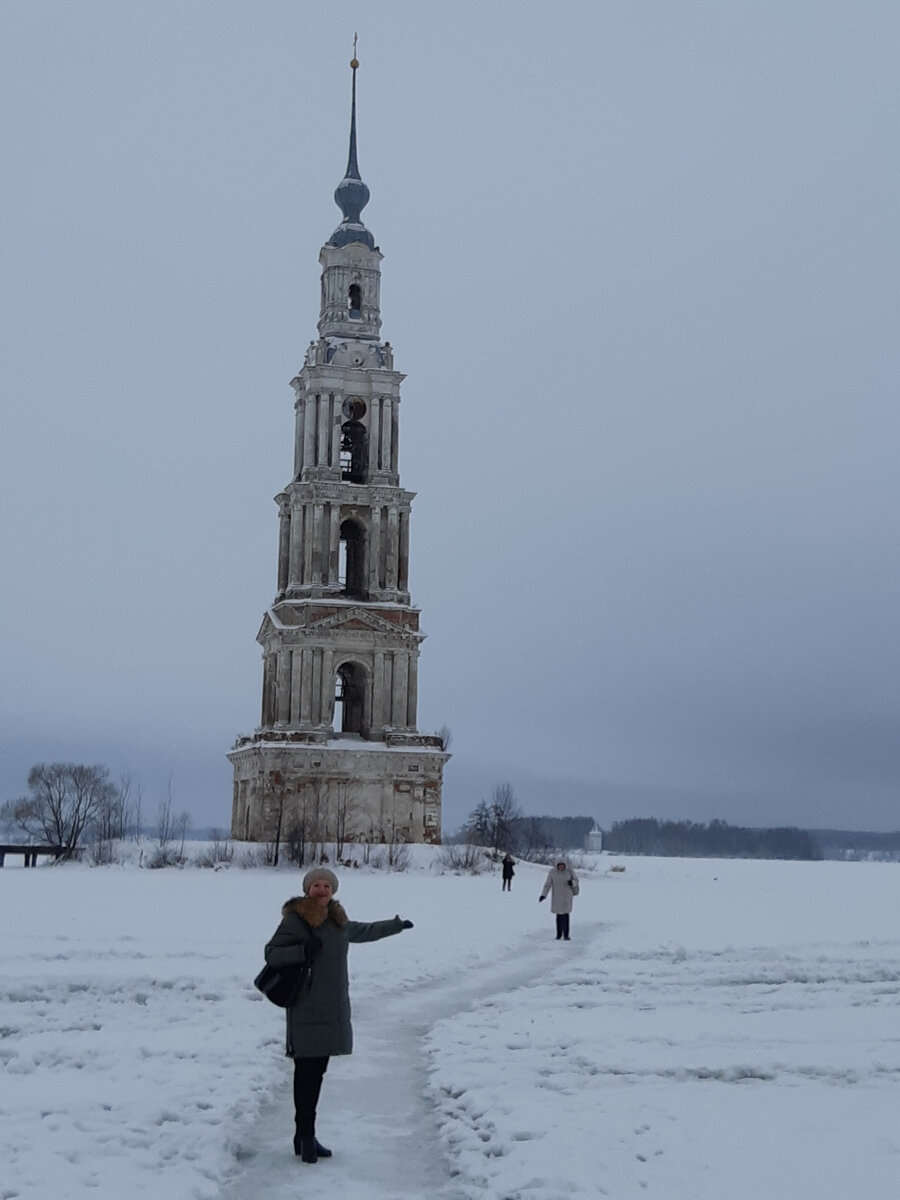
{"left": 264, "top": 895, "right": 406, "bottom": 1058}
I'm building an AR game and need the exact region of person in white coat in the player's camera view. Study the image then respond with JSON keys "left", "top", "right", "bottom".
{"left": 539, "top": 859, "right": 579, "bottom": 940}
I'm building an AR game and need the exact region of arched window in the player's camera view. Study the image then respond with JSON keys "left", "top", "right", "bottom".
{"left": 334, "top": 662, "right": 366, "bottom": 736}
{"left": 348, "top": 283, "right": 362, "bottom": 318}
{"left": 339, "top": 519, "right": 366, "bottom": 599}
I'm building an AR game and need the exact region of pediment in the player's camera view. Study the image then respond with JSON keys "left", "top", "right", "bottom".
{"left": 307, "top": 607, "right": 402, "bottom": 636}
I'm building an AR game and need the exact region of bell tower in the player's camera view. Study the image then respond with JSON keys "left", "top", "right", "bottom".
{"left": 229, "top": 55, "right": 448, "bottom": 846}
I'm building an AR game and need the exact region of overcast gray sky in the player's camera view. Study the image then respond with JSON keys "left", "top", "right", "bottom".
{"left": 2, "top": 1, "right": 898, "bottom": 834}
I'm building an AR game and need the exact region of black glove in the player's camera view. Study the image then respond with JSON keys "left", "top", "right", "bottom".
{"left": 539, "top": 894, "right": 546, "bottom": 902}
{"left": 304, "top": 936, "right": 323, "bottom": 962}
{"left": 396, "top": 915, "right": 414, "bottom": 929}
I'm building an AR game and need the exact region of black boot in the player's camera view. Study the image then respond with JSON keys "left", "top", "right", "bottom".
{"left": 293, "top": 1056, "right": 330, "bottom": 1162}
{"left": 294, "top": 1135, "right": 331, "bottom": 1161}
{"left": 295, "top": 1137, "right": 317, "bottom": 1163}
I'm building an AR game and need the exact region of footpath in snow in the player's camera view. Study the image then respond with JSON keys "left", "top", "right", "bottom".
{"left": 1, "top": 848, "right": 899, "bottom": 1200}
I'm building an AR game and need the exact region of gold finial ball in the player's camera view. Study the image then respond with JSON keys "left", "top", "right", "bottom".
{"left": 350, "top": 58, "right": 359, "bottom": 69}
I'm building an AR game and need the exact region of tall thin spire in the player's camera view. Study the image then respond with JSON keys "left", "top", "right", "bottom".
{"left": 330, "top": 38, "right": 374, "bottom": 248}
{"left": 345, "top": 35, "right": 361, "bottom": 180}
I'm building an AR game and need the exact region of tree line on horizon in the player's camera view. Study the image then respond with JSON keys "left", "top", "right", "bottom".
{"left": 454, "top": 786, "right": 858, "bottom": 862}
{"left": 7, "top": 764, "right": 896, "bottom": 866}
{"left": 603, "top": 817, "right": 821, "bottom": 860}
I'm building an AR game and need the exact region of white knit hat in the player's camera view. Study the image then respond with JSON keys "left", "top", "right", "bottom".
{"left": 302, "top": 867, "right": 339, "bottom": 895}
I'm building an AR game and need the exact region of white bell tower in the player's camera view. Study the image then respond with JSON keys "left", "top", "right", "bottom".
{"left": 229, "top": 54, "right": 448, "bottom": 846}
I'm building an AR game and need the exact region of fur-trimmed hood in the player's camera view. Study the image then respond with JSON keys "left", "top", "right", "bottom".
{"left": 281, "top": 896, "right": 348, "bottom": 929}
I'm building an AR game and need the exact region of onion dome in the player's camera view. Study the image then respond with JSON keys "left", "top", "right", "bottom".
{"left": 330, "top": 55, "right": 375, "bottom": 250}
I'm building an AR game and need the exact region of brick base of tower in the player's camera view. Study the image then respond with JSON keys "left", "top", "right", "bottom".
{"left": 228, "top": 735, "right": 447, "bottom": 845}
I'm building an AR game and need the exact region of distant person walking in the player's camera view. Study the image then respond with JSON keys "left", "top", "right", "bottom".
{"left": 539, "top": 859, "right": 579, "bottom": 939}
{"left": 264, "top": 867, "right": 414, "bottom": 1163}
{"left": 501, "top": 853, "right": 516, "bottom": 892}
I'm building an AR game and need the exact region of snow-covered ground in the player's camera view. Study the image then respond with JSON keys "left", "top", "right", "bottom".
{"left": 1, "top": 847, "right": 898, "bottom": 1199}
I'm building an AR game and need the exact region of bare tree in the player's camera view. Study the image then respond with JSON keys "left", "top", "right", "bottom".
{"left": 487, "top": 782, "right": 522, "bottom": 854}
{"left": 331, "top": 778, "right": 360, "bottom": 860}
{"left": 265, "top": 771, "right": 290, "bottom": 867}
{"left": 94, "top": 772, "right": 132, "bottom": 843}
{"left": 131, "top": 779, "right": 144, "bottom": 843}
{"left": 1, "top": 763, "right": 118, "bottom": 859}
{"left": 305, "top": 775, "right": 327, "bottom": 861}
{"left": 378, "top": 800, "right": 410, "bottom": 869}
{"left": 89, "top": 772, "right": 133, "bottom": 864}
{"left": 175, "top": 809, "right": 191, "bottom": 860}
{"left": 519, "top": 816, "right": 552, "bottom": 859}
{"left": 148, "top": 778, "right": 192, "bottom": 866}
{"left": 465, "top": 799, "right": 492, "bottom": 846}
{"left": 284, "top": 775, "right": 329, "bottom": 867}
{"left": 157, "top": 777, "right": 176, "bottom": 849}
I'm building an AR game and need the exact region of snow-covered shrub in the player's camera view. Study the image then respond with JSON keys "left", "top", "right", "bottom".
{"left": 437, "top": 843, "right": 488, "bottom": 874}
{"left": 237, "top": 846, "right": 268, "bottom": 869}
{"left": 89, "top": 836, "right": 121, "bottom": 866}
{"left": 194, "top": 833, "right": 234, "bottom": 868}
{"left": 366, "top": 842, "right": 410, "bottom": 872}
{"left": 146, "top": 846, "right": 183, "bottom": 869}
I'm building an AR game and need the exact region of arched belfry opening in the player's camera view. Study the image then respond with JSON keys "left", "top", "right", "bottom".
{"left": 341, "top": 396, "right": 367, "bottom": 483}
{"left": 334, "top": 661, "right": 367, "bottom": 736}
{"left": 339, "top": 518, "right": 366, "bottom": 598}
{"left": 340, "top": 420, "right": 366, "bottom": 482}
{"left": 340, "top": 396, "right": 367, "bottom": 484}
{"left": 348, "top": 283, "right": 362, "bottom": 318}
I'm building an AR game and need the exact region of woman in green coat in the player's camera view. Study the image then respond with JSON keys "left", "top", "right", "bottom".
{"left": 264, "top": 866, "right": 413, "bottom": 1163}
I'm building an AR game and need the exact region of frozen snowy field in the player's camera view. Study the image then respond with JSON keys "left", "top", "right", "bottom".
{"left": 1, "top": 848, "right": 898, "bottom": 1199}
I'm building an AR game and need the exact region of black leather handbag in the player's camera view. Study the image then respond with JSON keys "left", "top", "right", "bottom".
{"left": 253, "top": 961, "right": 309, "bottom": 1008}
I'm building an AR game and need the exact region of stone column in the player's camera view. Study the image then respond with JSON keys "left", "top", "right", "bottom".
{"left": 289, "top": 499, "right": 304, "bottom": 588}
{"left": 311, "top": 649, "right": 323, "bottom": 725}
{"left": 386, "top": 507, "right": 400, "bottom": 591}
{"left": 277, "top": 504, "right": 290, "bottom": 594}
{"left": 390, "top": 400, "right": 400, "bottom": 476}
{"left": 398, "top": 510, "right": 410, "bottom": 592}
{"left": 331, "top": 401, "right": 342, "bottom": 471}
{"left": 300, "top": 648, "right": 313, "bottom": 724}
{"left": 261, "top": 656, "right": 271, "bottom": 725}
{"left": 321, "top": 648, "right": 334, "bottom": 730}
{"left": 294, "top": 401, "right": 305, "bottom": 477}
{"left": 289, "top": 649, "right": 302, "bottom": 724}
{"left": 382, "top": 654, "right": 394, "bottom": 728}
{"left": 368, "top": 507, "right": 382, "bottom": 593}
{"left": 317, "top": 395, "right": 331, "bottom": 468}
{"left": 393, "top": 651, "right": 409, "bottom": 728}
{"left": 380, "top": 398, "right": 392, "bottom": 475}
{"left": 406, "top": 650, "right": 418, "bottom": 729}
{"left": 372, "top": 650, "right": 385, "bottom": 732}
{"left": 328, "top": 504, "right": 341, "bottom": 587}
{"left": 303, "top": 394, "right": 317, "bottom": 468}
{"left": 302, "top": 505, "right": 315, "bottom": 585}
{"left": 275, "top": 650, "right": 291, "bottom": 724}
{"left": 312, "top": 503, "right": 325, "bottom": 584}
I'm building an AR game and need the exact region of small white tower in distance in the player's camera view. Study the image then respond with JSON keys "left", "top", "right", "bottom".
{"left": 586, "top": 824, "right": 604, "bottom": 852}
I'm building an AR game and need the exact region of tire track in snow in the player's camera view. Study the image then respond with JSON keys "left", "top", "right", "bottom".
{"left": 220, "top": 919, "right": 607, "bottom": 1200}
